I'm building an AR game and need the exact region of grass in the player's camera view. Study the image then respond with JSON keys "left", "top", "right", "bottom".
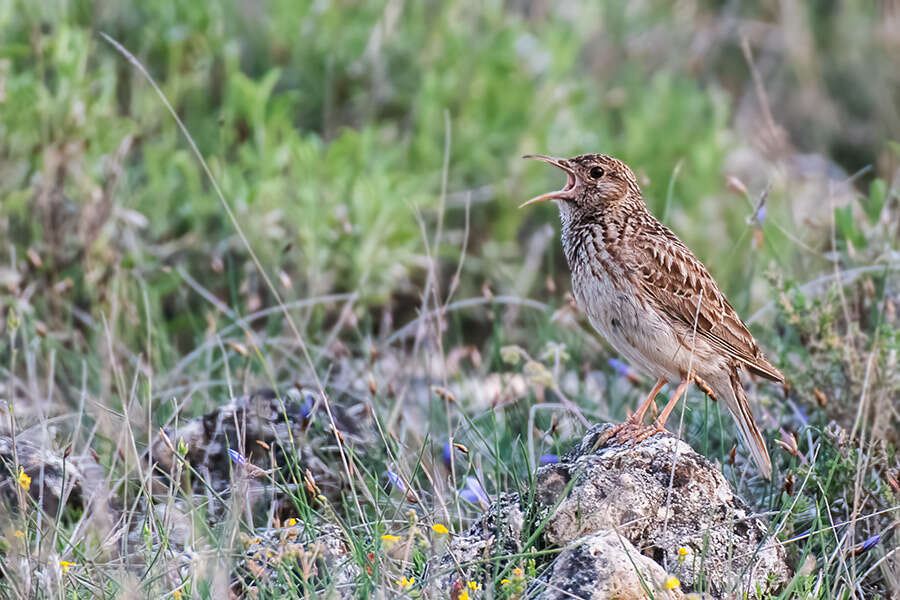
{"left": 1, "top": 1, "right": 899, "bottom": 598}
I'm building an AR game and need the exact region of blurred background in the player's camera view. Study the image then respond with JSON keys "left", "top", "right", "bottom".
{"left": 1, "top": 1, "right": 899, "bottom": 597}
{"left": 3, "top": 0, "right": 898, "bottom": 336}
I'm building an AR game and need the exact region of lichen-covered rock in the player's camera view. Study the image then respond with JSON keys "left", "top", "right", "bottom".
{"left": 535, "top": 531, "right": 683, "bottom": 600}
{"left": 426, "top": 423, "right": 789, "bottom": 600}
{"left": 150, "top": 387, "right": 374, "bottom": 521}
{"left": 235, "top": 522, "right": 358, "bottom": 599}
{"left": 0, "top": 434, "right": 114, "bottom": 522}
{"left": 423, "top": 493, "right": 524, "bottom": 597}
{"left": 537, "top": 424, "right": 789, "bottom": 598}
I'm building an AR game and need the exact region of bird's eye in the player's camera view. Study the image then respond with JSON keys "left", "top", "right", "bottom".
{"left": 589, "top": 166, "right": 605, "bottom": 179}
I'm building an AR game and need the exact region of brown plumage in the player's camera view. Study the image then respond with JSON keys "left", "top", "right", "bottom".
{"left": 522, "top": 153, "right": 784, "bottom": 478}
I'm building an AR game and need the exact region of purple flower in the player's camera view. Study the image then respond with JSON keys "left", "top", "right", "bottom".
{"left": 301, "top": 394, "right": 314, "bottom": 418}
{"left": 857, "top": 534, "right": 881, "bottom": 553}
{"left": 442, "top": 442, "right": 453, "bottom": 468}
{"left": 540, "top": 454, "right": 559, "bottom": 465}
{"left": 607, "top": 358, "right": 629, "bottom": 377}
{"left": 228, "top": 448, "right": 247, "bottom": 465}
{"left": 460, "top": 476, "right": 490, "bottom": 509}
{"left": 386, "top": 470, "right": 405, "bottom": 491}
{"left": 755, "top": 204, "right": 767, "bottom": 224}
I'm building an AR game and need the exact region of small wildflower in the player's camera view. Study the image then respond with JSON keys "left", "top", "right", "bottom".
{"left": 853, "top": 534, "right": 882, "bottom": 555}
{"left": 467, "top": 581, "right": 481, "bottom": 590}
{"left": 442, "top": 441, "right": 454, "bottom": 467}
{"left": 753, "top": 203, "right": 767, "bottom": 224}
{"left": 432, "top": 523, "right": 449, "bottom": 535}
{"left": 460, "top": 476, "right": 490, "bottom": 509}
{"left": 381, "top": 534, "right": 401, "bottom": 546}
{"left": 458, "top": 591, "right": 470, "bottom": 600}
{"left": 396, "top": 576, "right": 415, "bottom": 589}
{"left": 677, "top": 547, "right": 688, "bottom": 562}
{"left": 500, "top": 579, "right": 510, "bottom": 585}
{"left": 539, "top": 341, "right": 569, "bottom": 363}
{"left": 386, "top": 470, "right": 405, "bottom": 491}
{"left": 285, "top": 518, "right": 297, "bottom": 527}
{"left": 173, "top": 591, "right": 182, "bottom": 599}
{"left": 512, "top": 568, "right": 523, "bottom": 577}
{"left": 17, "top": 467, "right": 30, "bottom": 491}
{"left": 300, "top": 393, "right": 314, "bottom": 418}
{"left": 227, "top": 448, "right": 247, "bottom": 465}
{"left": 13, "top": 530, "right": 24, "bottom": 539}
{"left": 607, "top": 358, "right": 641, "bottom": 384}
{"left": 523, "top": 360, "right": 554, "bottom": 387}
{"left": 664, "top": 575, "right": 680, "bottom": 590}
{"left": 59, "top": 560, "right": 76, "bottom": 574}
{"left": 539, "top": 454, "right": 559, "bottom": 465}
{"left": 500, "top": 345, "right": 525, "bottom": 365}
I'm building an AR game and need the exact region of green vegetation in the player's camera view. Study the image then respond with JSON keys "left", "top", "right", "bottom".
{"left": 1, "top": 1, "right": 897, "bottom": 598}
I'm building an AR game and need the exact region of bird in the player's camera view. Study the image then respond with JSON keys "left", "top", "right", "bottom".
{"left": 521, "top": 153, "right": 784, "bottom": 478}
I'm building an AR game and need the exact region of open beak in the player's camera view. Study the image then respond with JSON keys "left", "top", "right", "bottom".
{"left": 520, "top": 154, "right": 577, "bottom": 208}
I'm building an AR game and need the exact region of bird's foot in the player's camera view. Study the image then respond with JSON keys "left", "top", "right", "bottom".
{"left": 614, "top": 420, "right": 667, "bottom": 446}
{"left": 593, "top": 419, "right": 664, "bottom": 450}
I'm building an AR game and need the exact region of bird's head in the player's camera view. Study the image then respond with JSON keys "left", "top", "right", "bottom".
{"left": 521, "top": 153, "right": 642, "bottom": 211}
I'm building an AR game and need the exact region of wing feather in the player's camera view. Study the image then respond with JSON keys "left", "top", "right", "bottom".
{"left": 625, "top": 220, "right": 784, "bottom": 383}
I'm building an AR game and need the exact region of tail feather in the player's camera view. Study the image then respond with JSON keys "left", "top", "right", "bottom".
{"left": 718, "top": 369, "right": 772, "bottom": 479}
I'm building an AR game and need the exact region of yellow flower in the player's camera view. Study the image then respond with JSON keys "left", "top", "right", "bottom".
{"left": 677, "top": 547, "right": 688, "bottom": 562}
{"left": 59, "top": 560, "right": 75, "bottom": 573}
{"left": 458, "top": 591, "right": 469, "bottom": 600}
{"left": 17, "top": 468, "right": 30, "bottom": 491}
{"left": 500, "top": 579, "right": 510, "bottom": 585}
{"left": 381, "top": 534, "right": 401, "bottom": 544}
{"left": 173, "top": 591, "right": 182, "bottom": 599}
{"left": 432, "top": 523, "right": 449, "bottom": 535}
{"left": 13, "top": 530, "right": 24, "bottom": 539}
{"left": 396, "top": 576, "right": 415, "bottom": 588}
{"left": 664, "top": 575, "right": 680, "bottom": 590}
{"left": 467, "top": 581, "right": 481, "bottom": 590}
{"left": 285, "top": 518, "right": 297, "bottom": 527}
{"left": 512, "top": 567, "right": 524, "bottom": 578}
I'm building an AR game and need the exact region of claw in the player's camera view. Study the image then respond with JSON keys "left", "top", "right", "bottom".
{"left": 591, "top": 420, "right": 663, "bottom": 452}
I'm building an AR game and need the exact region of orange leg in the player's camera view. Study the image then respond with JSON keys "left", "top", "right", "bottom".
{"left": 595, "top": 378, "right": 666, "bottom": 448}
{"left": 630, "top": 378, "right": 667, "bottom": 424}
{"left": 652, "top": 378, "right": 690, "bottom": 430}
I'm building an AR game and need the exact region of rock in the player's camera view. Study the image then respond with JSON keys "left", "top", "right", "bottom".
{"left": 426, "top": 423, "right": 790, "bottom": 600}
{"left": 424, "top": 493, "right": 525, "bottom": 594}
{"left": 0, "top": 434, "right": 114, "bottom": 523}
{"left": 234, "top": 522, "right": 358, "bottom": 599}
{"left": 536, "top": 531, "right": 683, "bottom": 600}
{"left": 150, "top": 387, "right": 374, "bottom": 521}
{"left": 539, "top": 424, "right": 789, "bottom": 598}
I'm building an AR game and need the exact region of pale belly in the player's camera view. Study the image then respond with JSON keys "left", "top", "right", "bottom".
{"left": 572, "top": 269, "right": 692, "bottom": 382}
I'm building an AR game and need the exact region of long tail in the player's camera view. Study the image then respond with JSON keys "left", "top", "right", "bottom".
{"left": 717, "top": 369, "right": 772, "bottom": 479}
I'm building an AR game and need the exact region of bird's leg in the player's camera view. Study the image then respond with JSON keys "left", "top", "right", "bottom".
{"left": 630, "top": 378, "right": 667, "bottom": 423}
{"left": 615, "top": 378, "right": 691, "bottom": 446}
{"left": 594, "top": 378, "right": 666, "bottom": 447}
{"left": 652, "top": 377, "right": 691, "bottom": 431}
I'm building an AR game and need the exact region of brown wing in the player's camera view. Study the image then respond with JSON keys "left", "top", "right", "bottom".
{"left": 625, "top": 218, "right": 784, "bottom": 383}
